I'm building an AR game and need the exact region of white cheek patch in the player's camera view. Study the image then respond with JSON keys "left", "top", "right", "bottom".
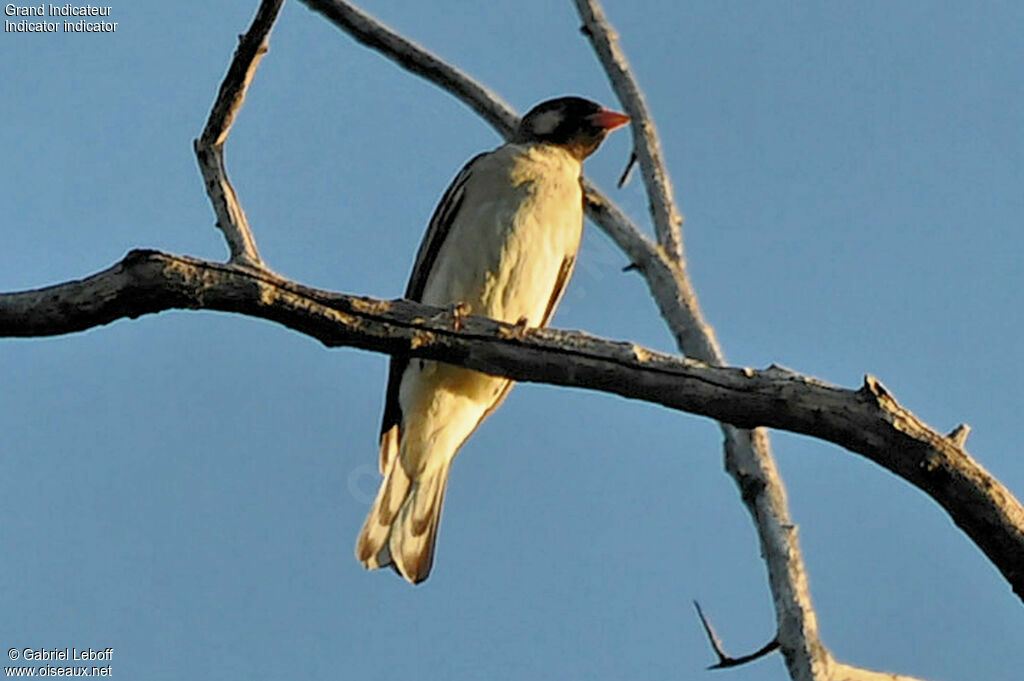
{"left": 530, "top": 109, "right": 563, "bottom": 136}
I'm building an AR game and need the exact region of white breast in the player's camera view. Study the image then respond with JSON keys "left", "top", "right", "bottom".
{"left": 421, "top": 143, "right": 583, "bottom": 326}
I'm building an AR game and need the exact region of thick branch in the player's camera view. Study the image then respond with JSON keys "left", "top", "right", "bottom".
{"left": 2, "top": 250, "right": 1022, "bottom": 612}
{"left": 571, "top": 3, "right": 835, "bottom": 677}
{"left": 194, "top": 0, "right": 284, "bottom": 266}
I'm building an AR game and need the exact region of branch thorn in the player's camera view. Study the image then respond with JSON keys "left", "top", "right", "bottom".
{"left": 617, "top": 150, "right": 637, "bottom": 188}
{"left": 948, "top": 423, "right": 971, "bottom": 447}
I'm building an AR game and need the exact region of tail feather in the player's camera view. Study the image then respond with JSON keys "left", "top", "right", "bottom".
{"left": 355, "top": 453, "right": 410, "bottom": 569}
{"left": 390, "top": 462, "right": 450, "bottom": 583}
{"left": 356, "top": 454, "right": 452, "bottom": 584}
{"left": 378, "top": 425, "right": 399, "bottom": 475}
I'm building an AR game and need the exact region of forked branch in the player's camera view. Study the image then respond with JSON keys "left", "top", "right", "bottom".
{"left": 194, "top": 0, "right": 285, "bottom": 266}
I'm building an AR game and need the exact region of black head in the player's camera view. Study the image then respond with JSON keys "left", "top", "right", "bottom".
{"left": 513, "top": 96, "right": 629, "bottom": 160}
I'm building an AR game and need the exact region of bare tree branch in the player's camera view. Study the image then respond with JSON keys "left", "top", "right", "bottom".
{"left": 693, "top": 600, "right": 780, "bottom": 670}
{"left": 574, "top": 0, "right": 685, "bottom": 260}
{"left": 194, "top": 0, "right": 285, "bottom": 267}
{"left": 616, "top": 151, "right": 638, "bottom": 188}
{"left": 1, "top": 250, "right": 1021, "bottom": 616}
{"left": 592, "top": 0, "right": 833, "bottom": 675}
{"left": 691, "top": 602, "right": 928, "bottom": 681}
{"left": 572, "top": 3, "right": 875, "bottom": 678}
{"left": 579, "top": 180, "right": 723, "bottom": 359}
{"left": 297, "top": 0, "right": 518, "bottom": 137}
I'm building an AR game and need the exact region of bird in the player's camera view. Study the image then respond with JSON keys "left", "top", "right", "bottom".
{"left": 356, "top": 96, "right": 630, "bottom": 584}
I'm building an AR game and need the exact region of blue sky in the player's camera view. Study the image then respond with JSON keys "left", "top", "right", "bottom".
{"left": 2, "top": 2, "right": 1022, "bottom": 679}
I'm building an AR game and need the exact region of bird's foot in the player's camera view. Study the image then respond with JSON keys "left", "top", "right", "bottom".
{"left": 499, "top": 316, "right": 531, "bottom": 342}
{"left": 449, "top": 302, "right": 470, "bottom": 331}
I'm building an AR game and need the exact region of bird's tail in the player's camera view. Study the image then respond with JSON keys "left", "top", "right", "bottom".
{"left": 355, "top": 452, "right": 452, "bottom": 584}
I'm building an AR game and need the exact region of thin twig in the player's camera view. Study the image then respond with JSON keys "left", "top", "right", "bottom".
{"left": 693, "top": 601, "right": 779, "bottom": 670}
{"left": 617, "top": 150, "right": 637, "bottom": 188}
{"left": 573, "top": 0, "right": 685, "bottom": 259}
{"left": 195, "top": 0, "right": 285, "bottom": 266}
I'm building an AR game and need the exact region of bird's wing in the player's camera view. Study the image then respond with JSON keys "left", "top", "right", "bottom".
{"left": 536, "top": 177, "right": 586, "bottom": 326}
{"left": 377, "top": 152, "right": 487, "bottom": 473}
{"left": 404, "top": 152, "right": 487, "bottom": 302}
{"left": 541, "top": 253, "right": 577, "bottom": 326}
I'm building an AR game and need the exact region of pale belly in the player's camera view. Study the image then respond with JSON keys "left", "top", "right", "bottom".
{"left": 397, "top": 144, "right": 583, "bottom": 466}
{"left": 411, "top": 189, "right": 581, "bottom": 405}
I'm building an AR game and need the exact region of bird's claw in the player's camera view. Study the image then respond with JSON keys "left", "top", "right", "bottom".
{"left": 449, "top": 302, "right": 470, "bottom": 331}
{"left": 499, "top": 316, "right": 531, "bottom": 341}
